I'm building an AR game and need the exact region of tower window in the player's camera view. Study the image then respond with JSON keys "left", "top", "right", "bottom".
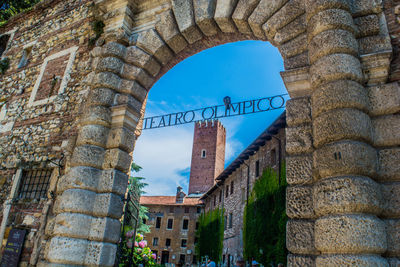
{"left": 201, "top": 149, "right": 206, "bottom": 158}
{"left": 229, "top": 213, "right": 233, "bottom": 228}
{"left": 213, "top": 195, "right": 216, "bottom": 206}
{"left": 255, "top": 160, "right": 260, "bottom": 177}
{"left": 271, "top": 148, "right": 277, "bottom": 166}
{"left": 230, "top": 181, "right": 234, "bottom": 194}
{"left": 226, "top": 185, "right": 229, "bottom": 198}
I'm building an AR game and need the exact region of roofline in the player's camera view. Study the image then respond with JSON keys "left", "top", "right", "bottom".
{"left": 200, "top": 111, "right": 286, "bottom": 200}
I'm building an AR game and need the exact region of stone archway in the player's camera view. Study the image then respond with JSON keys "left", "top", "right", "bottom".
{"left": 43, "top": 0, "right": 399, "bottom": 266}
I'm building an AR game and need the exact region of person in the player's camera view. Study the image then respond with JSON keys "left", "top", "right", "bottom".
{"left": 235, "top": 257, "right": 245, "bottom": 267}
{"left": 251, "top": 260, "right": 259, "bottom": 267}
{"left": 207, "top": 259, "right": 216, "bottom": 267}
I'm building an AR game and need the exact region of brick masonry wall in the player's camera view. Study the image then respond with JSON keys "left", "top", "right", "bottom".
{"left": 204, "top": 127, "right": 285, "bottom": 263}
{"left": 0, "top": 0, "right": 95, "bottom": 265}
{"left": 189, "top": 121, "right": 226, "bottom": 194}
{"left": 143, "top": 203, "right": 202, "bottom": 265}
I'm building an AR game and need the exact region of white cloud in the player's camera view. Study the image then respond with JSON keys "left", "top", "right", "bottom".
{"left": 133, "top": 120, "right": 243, "bottom": 196}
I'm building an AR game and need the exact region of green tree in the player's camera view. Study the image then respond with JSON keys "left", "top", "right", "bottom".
{"left": 1, "top": 0, "right": 41, "bottom": 25}
{"left": 195, "top": 207, "right": 224, "bottom": 263}
{"left": 243, "top": 165, "right": 287, "bottom": 266}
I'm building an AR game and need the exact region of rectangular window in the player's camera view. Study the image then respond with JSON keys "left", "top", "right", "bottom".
{"left": 181, "top": 239, "right": 187, "bottom": 248}
{"left": 153, "top": 237, "right": 159, "bottom": 246}
{"left": 255, "top": 160, "right": 260, "bottom": 177}
{"left": 18, "top": 169, "right": 52, "bottom": 200}
{"left": 226, "top": 185, "right": 229, "bottom": 198}
{"left": 197, "top": 206, "right": 201, "bottom": 213}
{"left": 156, "top": 217, "right": 161, "bottom": 229}
{"left": 182, "top": 219, "right": 189, "bottom": 230}
{"left": 167, "top": 218, "right": 173, "bottom": 229}
{"left": 213, "top": 195, "right": 216, "bottom": 206}
{"left": 184, "top": 206, "right": 190, "bottom": 213}
{"left": 230, "top": 181, "right": 234, "bottom": 194}
{"left": 271, "top": 148, "right": 277, "bottom": 166}
{"left": 229, "top": 213, "right": 233, "bottom": 228}
{"left": 201, "top": 149, "right": 206, "bottom": 158}
{"left": 224, "top": 216, "right": 227, "bottom": 230}
{"left": 0, "top": 34, "right": 10, "bottom": 57}
{"left": 219, "top": 190, "right": 222, "bottom": 202}
{"left": 166, "top": 238, "right": 171, "bottom": 247}
{"left": 169, "top": 206, "right": 174, "bottom": 213}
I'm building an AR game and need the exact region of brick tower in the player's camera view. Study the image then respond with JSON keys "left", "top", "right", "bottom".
{"left": 188, "top": 120, "right": 226, "bottom": 194}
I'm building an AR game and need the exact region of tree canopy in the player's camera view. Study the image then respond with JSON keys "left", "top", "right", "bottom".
{"left": 1, "top": 0, "right": 41, "bottom": 26}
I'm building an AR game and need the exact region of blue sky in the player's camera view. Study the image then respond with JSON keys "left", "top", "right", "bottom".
{"left": 133, "top": 40, "right": 287, "bottom": 196}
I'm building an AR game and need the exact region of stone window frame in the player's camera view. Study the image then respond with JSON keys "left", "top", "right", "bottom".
{"left": 0, "top": 28, "right": 17, "bottom": 58}
{"left": 18, "top": 40, "right": 37, "bottom": 69}
{"left": 182, "top": 217, "right": 189, "bottom": 231}
{"left": 28, "top": 46, "right": 78, "bottom": 107}
{"left": 166, "top": 217, "right": 173, "bottom": 230}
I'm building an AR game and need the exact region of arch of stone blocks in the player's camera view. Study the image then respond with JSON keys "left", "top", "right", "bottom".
{"left": 41, "top": 0, "right": 400, "bottom": 266}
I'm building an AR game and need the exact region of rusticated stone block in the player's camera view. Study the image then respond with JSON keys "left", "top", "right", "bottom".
{"left": 308, "top": 29, "right": 358, "bottom": 65}
{"left": 313, "top": 108, "right": 372, "bottom": 148}
{"left": 279, "top": 33, "right": 307, "bottom": 59}
{"left": 286, "top": 97, "right": 311, "bottom": 127}
{"left": 156, "top": 10, "right": 188, "bottom": 55}
{"left": 262, "top": 0, "right": 304, "bottom": 41}
{"left": 311, "top": 80, "right": 368, "bottom": 118}
{"left": 308, "top": 9, "right": 356, "bottom": 41}
{"left": 373, "top": 115, "right": 400, "bottom": 147}
{"left": 54, "top": 189, "right": 96, "bottom": 215}
{"left": 131, "top": 29, "right": 173, "bottom": 65}
{"left": 286, "top": 154, "right": 313, "bottom": 185}
{"left": 314, "top": 141, "right": 377, "bottom": 179}
{"left": 76, "top": 124, "right": 110, "bottom": 148}
{"left": 46, "top": 236, "right": 117, "bottom": 266}
{"left": 286, "top": 125, "right": 313, "bottom": 155}
{"left": 57, "top": 166, "right": 128, "bottom": 196}
{"left": 119, "top": 79, "right": 148, "bottom": 102}
{"left": 385, "top": 219, "right": 400, "bottom": 257}
{"left": 358, "top": 35, "right": 392, "bottom": 55}
{"left": 287, "top": 220, "right": 318, "bottom": 254}
{"left": 231, "top": 0, "right": 259, "bottom": 35}
{"left": 92, "top": 72, "right": 121, "bottom": 91}
{"left": 316, "top": 254, "right": 388, "bottom": 267}
{"left": 378, "top": 148, "right": 400, "bottom": 181}
{"left": 387, "top": 257, "right": 400, "bottom": 267}
{"left": 313, "top": 176, "right": 382, "bottom": 216}
{"left": 193, "top": 0, "right": 219, "bottom": 36}
{"left": 350, "top": 0, "right": 382, "bottom": 17}
{"left": 284, "top": 51, "right": 309, "bottom": 70}
{"left": 172, "top": 0, "right": 203, "bottom": 44}
{"left": 274, "top": 14, "right": 306, "bottom": 45}
{"left": 106, "top": 127, "right": 136, "bottom": 152}
{"left": 103, "top": 148, "right": 131, "bottom": 172}
{"left": 310, "top": 54, "right": 363, "bottom": 88}
{"left": 354, "top": 14, "right": 380, "bottom": 38}
{"left": 80, "top": 106, "right": 112, "bottom": 127}
{"left": 71, "top": 145, "right": 105, "bottom": 169}
{"left": 382, "top": 183, "right": 400, "bottom": 218}
{"left": 88, "top": 87, "right": 115, "bottom": 107}
{"left": 368, "top": 82, "right": 400, "bottom": 117}
{"left": 121, "top": 64, "right": 154, "bottom": 89}
{"left": 287, "top": 185, "right": 315, "bottom": 219}
{"left": 287, "top": 254, "right": 315, "bottom": 267}
{"left": 304, "top": 0, "right": 351, "bottom": 22}
{"left": 114, "top": 94, "right": 143, "bottom": 115}
{"left": 89, "top": 216, "right": 121, "bottom": 243}
{"left": 214, "top": 0, "right": 239, "bottom": 33}
{"left": 315, "top": 214, "right": 387, "bottom": 254}
{"left": 94, "top": 57, "right": 123, "bottom": 74}
{"left": 100, "top": 42, "right": 127, "bottom": 59}
{"left": 92, "top": 193, "right": 124, "bottom": 219}
{"left": 125, "top": 46, "right": 161, "bottom": 77}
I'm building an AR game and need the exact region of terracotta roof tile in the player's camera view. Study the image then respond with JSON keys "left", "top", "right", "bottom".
{"left": 140, "top": 196, "right": 202, "bottom": 206}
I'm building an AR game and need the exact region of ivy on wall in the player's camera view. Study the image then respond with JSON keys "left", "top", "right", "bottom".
{"left": 243, "top": 165, "right": 287, "bottom": 266}
{"left": 195, "top": 207, "right": 224, "bottom": 263}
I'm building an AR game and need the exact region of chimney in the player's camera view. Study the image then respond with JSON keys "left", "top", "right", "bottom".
{"left": 176, "top": 186, "right": 186, "bottom": 203}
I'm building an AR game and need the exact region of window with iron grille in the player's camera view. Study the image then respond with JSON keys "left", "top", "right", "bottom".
{"left": 18, "top": 169, "right": 52, "bottom": 200}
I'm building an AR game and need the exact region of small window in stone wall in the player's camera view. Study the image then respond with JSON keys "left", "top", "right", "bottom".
{"left": 166, "top": 238, "right": 171, "bottom": 247}
{"left": 271, "top": 148, "right": 277, "bottom": 166}
{"left": 241, "top": 188, "right": 245, "bottom": 204}
{"left": 167, "top": 218, "right": 173, "bottom": 229}
{"left": 230, "top": 181, "right": 234, "bottom": 194}
{"left": 29, "top": 46, "right": 78, "bottom": 107}
{"left": 0, "top": 35, "right": 10, "bottom": 57}
{"left": 156, "top": 217, "right": 161, "bottom": 228}
{"left": 225, "top": 185, "right": 229, "bottom": 198}
{"left": 213, "top": 195, "right": 216, "bottom": 206}
{"left": 219, "top": 190, "right": 222, "bottom": 202}
{"left": 201, "top": 149, "right": 206, "bottom": 158}
{"left": 18, "top": 169, "right": 52, "bottom": 200}
{"left": 182, "top": 219, "right": 189, "bottom": 230}
{"left": 229, "top": 213, "right": 233, "bottom": 228}
{"left": 255, "top": 160, "right": 260, "bottom": 177}
{"left": 181, "top": 240, "right": 187, "bottom": 248}
{"left": 18, "top": 46, "right": 33, "bottom": 68}
{"left": 153, "top": 237, "right": 159, "bottom": 246}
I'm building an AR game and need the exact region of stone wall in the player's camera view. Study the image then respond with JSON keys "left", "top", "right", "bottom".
{"left": 0, "top": 0, "right": 95, "bottom": 265}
